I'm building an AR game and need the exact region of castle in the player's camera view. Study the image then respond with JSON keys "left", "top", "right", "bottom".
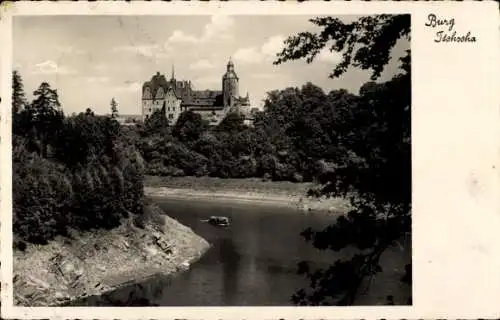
{"left": 141, "top": 58, "right": 253, "bottom": 126}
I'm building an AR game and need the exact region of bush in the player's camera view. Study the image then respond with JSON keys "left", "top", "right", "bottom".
{"left": 133, "top": 204, "right": 166, "bottom": 230}
{"left": 13, "top": 150, "right": 73, "bottom": 243}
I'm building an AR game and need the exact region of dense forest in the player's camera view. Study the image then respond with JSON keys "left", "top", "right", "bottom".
{"left": 12, "top": 14, "right": 411, "bottom": 306}
{"left": 12, "top": 76, "right": 147, "bottom": 247}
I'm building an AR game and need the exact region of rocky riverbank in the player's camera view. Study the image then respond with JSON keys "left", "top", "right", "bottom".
{"left": 13, "top": 205, "right": 210, "bottom": 306}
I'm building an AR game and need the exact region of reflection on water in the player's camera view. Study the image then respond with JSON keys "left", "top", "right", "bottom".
{"left": 220, "top": 237, "right": 239, "bottom": 305}
{"left": 71, "top": 198, "right": 411, "bottom": 306}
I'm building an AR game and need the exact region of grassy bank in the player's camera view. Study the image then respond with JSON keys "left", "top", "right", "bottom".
{"left": 144, "top": 175, "right": 351, "bottom": 213}
{"left": 145, "top": 175, "right": 316, "bottom": 196}
{"left": 13, "top": 204, "right": 210, "bottom": 307}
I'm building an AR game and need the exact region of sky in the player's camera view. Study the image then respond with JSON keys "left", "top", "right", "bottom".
{"left": 13, "top": 15, "right": 409, "bottom": 115}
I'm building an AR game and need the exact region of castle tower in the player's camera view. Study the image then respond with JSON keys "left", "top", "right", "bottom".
{"left": 222, "top": 57, "right": 239, "bottom": 110}
{"left": 170, "top": 63, "right": 176, "bottom": 90}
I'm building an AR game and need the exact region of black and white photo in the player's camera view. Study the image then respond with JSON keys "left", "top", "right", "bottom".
{"left": 1, "top": 2, "right": 499, "bottom": 319}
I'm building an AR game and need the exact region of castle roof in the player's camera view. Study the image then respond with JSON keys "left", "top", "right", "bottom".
{"left": 143, "top": 72, "right": 170, "bottom": 95}
{"left": 191, "top": 90, "right": 222, "bottom": 99}
{"left": 223, "top": 57, "right": 238, "bottom": 80}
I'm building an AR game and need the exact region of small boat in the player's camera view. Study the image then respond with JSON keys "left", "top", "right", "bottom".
{"left": 208, "top": 216, "right": 230, "bottom": 227}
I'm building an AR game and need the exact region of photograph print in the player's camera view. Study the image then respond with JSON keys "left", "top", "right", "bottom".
{"left": 10, "top": 13, "right": 411, "bottom": 307}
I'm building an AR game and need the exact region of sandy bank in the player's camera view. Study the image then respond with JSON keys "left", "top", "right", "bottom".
{"left": 13, "top": 205, "right": 210, "bottom": 307}
{"left": 144, "top": 186, "right": 351, "bottom": 214}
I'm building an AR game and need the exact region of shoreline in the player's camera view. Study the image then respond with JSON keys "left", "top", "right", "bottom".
{"left": 59, "top": 248, "right": 208, "bottom": 306}
{"left": 144, "top": 186, "right": 351, "bottom": 214}
{"left": 13, "top": 204, "right": 211, "bottom": 307}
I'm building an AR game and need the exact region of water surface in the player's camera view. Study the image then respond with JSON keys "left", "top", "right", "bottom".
{"left": 75, "top": 198, "right": 411, "bottom": 306}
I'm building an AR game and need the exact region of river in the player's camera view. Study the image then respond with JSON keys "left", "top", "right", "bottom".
{"left": 73, "top": 198, "right": 411, "bottom": 306}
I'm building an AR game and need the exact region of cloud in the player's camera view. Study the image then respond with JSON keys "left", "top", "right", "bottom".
{"left": 192, "top": 76, "right": 220, "bottom": 89}
{"left": 261, "top": 35, "right": 286, "bottom": 57}
{"left": 165, "top": 15, "right": 235, "bottom": 49}
{"left": 93, "top": 63, "right": 109, "bottom": 72}
{"left": 85, "top": 76, "right": 109, "bottom": 83}
{"left": 31, "top": 60, "right": 76, "bottom": 75}
{"left": 233, "top": 47, "right": 263, "bottom": 64}
{"left": 233, "top": 35, "right": 286, "bottom": 65}
{"left": 252, "top": 73, "right": 277, "bottom": 80}
{"left": 168, "top": 30, "right": 198, "bottom": 44}
{"left": 316, "top": 47, "right": 343, "bottom": 64}
{"left": 55, "top": 45, "right": 86, "bottom": 55}
{"left": 112, "top": 44, "right": 170, "bottom": 59}
{"left": 115, "top": 81, "right": 142, "bottom": 92}
{"left": 189, "top": 59, "right": 214, "bottom": 71}
{"left": 201, "top": 15, "right": 234, "bottom": 41}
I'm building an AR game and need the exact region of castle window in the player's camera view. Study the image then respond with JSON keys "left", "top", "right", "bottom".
{"left": 173, "top": 107, "right": 176, "bottom": 111}
{"left": 168, "top": 114, "right": 174, "bottom": 119}
{"left": 168, "top": 107, "right": 171, "bottom": 112}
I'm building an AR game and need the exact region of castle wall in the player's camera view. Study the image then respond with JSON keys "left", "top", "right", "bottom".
{"left": 142, "top": 99, "right": 154, "bottom": 121}
{"left": 164, "top": 90, "right": 182, "bottom": 124}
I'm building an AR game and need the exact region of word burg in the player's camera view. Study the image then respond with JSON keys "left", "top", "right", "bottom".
{"left": 425, "top": 13, "right": 476, "bottom": 43}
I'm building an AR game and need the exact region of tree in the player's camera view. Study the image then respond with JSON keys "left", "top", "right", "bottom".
{"left": 110, "top": 98, "right": 119, "bottom": 119}
{"left": 12, "top": 71, "right": 35, "bottom": 138}
{"left": 30, "top": 82, "right": 64, "bottom": 158}
{"left": 275, "top": 15, "right": 410, "bottom": 80}
{"left": 217, "top": 112, "right": 246, "bottom": 133}
{"left": 12, "top": 70, "right": 26, "bottom": 114}
{"left": 144, "top": 104, "right": 169, "bottom": 136}
{"left": 53, "top": 113, "right": 120, "bottom": 167}
{"left": 172, "top": 110, "right": 207, "bottom": 143}
{"left": 85, "top": 108, "right": 95, "bottom": 116}
{"left": 275, "top": 15, "right": 411, "bottom": 305}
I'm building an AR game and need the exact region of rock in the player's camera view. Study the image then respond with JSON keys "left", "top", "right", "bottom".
{"left": 61, "top": 261, "right": 75, "bottom": 274}
{"left": 145, "top": 246, "right": 159, "bottom": 257}
{"left": 54, "top": 291, "right": 68, "bottom": 301}
{"left": 178, "top": 261, "right": 190, "bottom": 271}
{"left": 96, "top": 265, "right": 107, "bottom": 272}
{"left": 27, "top": 275, "right": 50, "bottom": 290}
{"left": 154, "top": 237, "right": 173, "bottom": 254}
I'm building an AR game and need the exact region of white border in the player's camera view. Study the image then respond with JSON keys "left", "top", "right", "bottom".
{"left": 2, "top": 1, "right": 500, "bottom": 319}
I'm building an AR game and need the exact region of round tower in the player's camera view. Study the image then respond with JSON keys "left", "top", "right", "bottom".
{"left": 222, "top": 57, "right": 239, "bottom": 109}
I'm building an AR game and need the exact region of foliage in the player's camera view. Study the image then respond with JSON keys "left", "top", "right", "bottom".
{"left": 111, "top": 98, "right": 119, "bottom": 119}
{"left": 275, "top": 14, "right": 411, "bottom": 80}
{"left": 133, "top": 200, "right": 166, "bottom": 230}
{"left": 12, "top": 70, "right": 26, "bottom": 114}
{"left": 13, "top": 144, "right": 72, "bottom": 243}
{"left": 12, "top": 78, "right": 147, "bottom": 245}
{"left": 137, "top": 83, "right": 373, "bottom": 183}
{"left": 144, "top": 104, "right": 169, "bottom": 136}
{"left": 85, "top": 108, "right": 95, "bottom": 116}
{"left": 274, "top": 14, "right": 412, "bottom": 305}
{"left": 22, "top": 82, "right": 65, "bottom": 158}
{"left": 216, "top": 112, "right": 246, "bottom": 133}
{"left": 52, "top": 113, "right": 120, "bottom": 167}
{"left": 172, "top": 110, "right": 207, "bottom": 144}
